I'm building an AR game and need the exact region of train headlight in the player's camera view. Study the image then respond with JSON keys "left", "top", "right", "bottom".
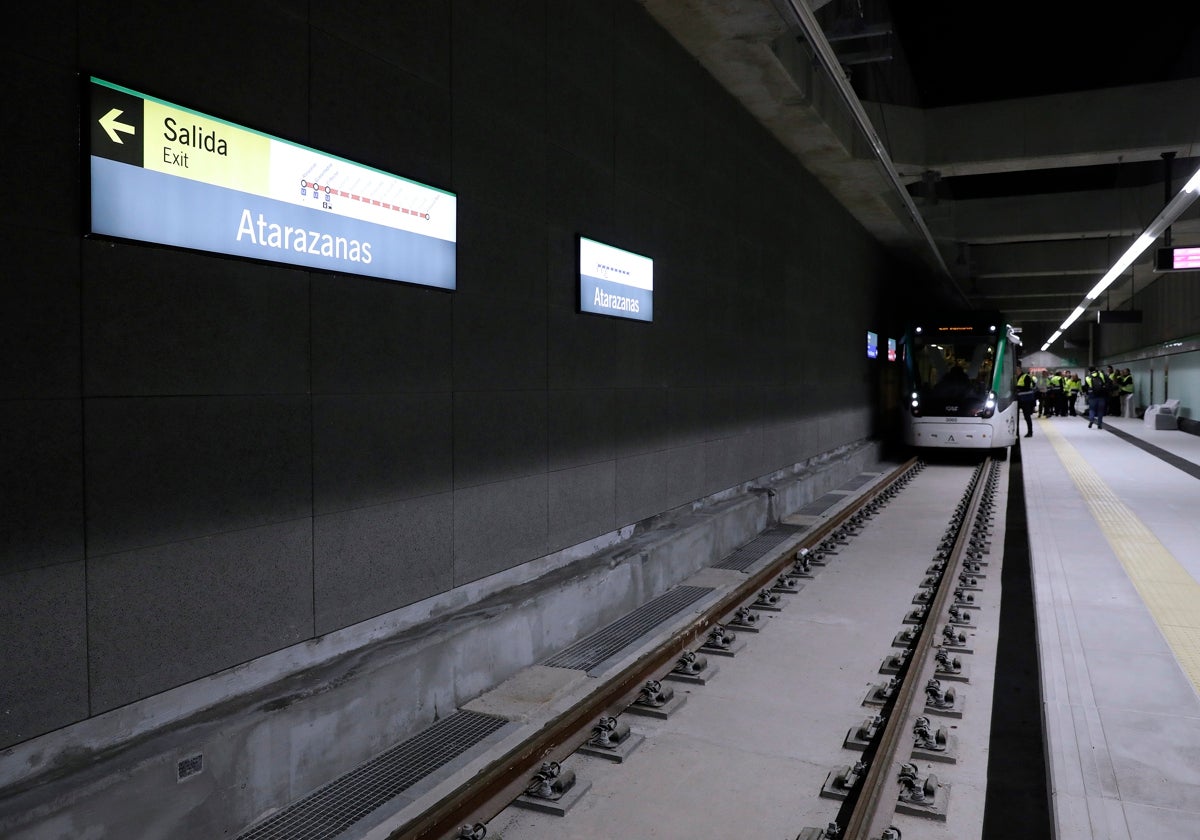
{"left": 980, "top": 392, "right": 996, "bottom": 418}
{"left": 909, "top": 392, "right": 921, "bottom": 416}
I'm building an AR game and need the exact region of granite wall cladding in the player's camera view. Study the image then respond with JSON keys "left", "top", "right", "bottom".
{"left": 0, "top": 0, "right": 904, "bottom": 749}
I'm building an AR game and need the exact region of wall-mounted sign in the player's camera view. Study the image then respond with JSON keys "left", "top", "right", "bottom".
{"left": 578, "top": 236, "right": 653, "bottom": 322}
{"left": 87, "top": 77, "right": 456, "bottom": 288}
{"left": 867, "top": 330, "right": 878, "bottom": 359}
{"left": 1155, "top": 246, "right": 1200, "bottom": 272}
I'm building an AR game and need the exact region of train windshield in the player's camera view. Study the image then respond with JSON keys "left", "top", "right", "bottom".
{"left": 909, "top": 328, "right": 999, "bottom": 414}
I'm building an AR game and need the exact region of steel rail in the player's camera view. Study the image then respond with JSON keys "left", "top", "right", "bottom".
{"left": 389, "top": 457, "right": 920, "bottom": 840}
{"left": 839, "top": 457, "right": 992, "bottom": 840}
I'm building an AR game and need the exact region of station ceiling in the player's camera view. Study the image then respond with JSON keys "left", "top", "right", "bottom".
{"left": 641, "top": 0, "right": 1200, "bottom": 350}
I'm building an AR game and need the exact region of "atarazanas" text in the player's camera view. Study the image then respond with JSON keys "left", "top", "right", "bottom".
{"left": 594, "top": 287, "right": 640, "bottom": 313}
{"left": 235, "top": 209, "right": 373, "bottom": 264}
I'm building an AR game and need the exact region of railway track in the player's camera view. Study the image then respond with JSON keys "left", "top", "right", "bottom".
{"left": 390, "top": 455, "right": 1003, "bottom": 840}
{"left": 828, "top": 457, "right": 999, "bottom": 840}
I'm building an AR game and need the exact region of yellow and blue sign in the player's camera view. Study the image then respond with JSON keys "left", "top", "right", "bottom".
{"left": 87, "top": 77, "right": 456, "bottom": 288}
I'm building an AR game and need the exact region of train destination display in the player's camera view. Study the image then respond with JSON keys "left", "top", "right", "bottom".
{"left": 578, "top": 236, "right": 653, "bottom": 322}
{"left": 87, "top": 77, "right": 456, "bottom": 288}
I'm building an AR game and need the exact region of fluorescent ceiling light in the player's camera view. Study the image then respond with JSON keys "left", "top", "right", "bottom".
{"left": 1085, "top": 233, "right": 1155, "bottom": 300}
{"left": 1046, "top": 161, "right": 1200, "bottom": 349}
{"left": 1186, "top": 167, "right": 1200, "bottom": 193}
{"left": 1060, "top": 305, "right": 1088, "bottom": 331}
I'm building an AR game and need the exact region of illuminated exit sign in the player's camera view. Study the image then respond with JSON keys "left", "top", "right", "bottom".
{"left": 86, "top": 77, "right": 456, "bottom": 288}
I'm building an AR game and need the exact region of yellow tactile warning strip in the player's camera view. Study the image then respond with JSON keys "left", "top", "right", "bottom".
{"left": 1041, "top": 418, "right": 1200, "bottom": 693}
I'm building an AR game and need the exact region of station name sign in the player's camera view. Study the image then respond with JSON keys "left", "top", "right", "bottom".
{"left": 87, "top": 77, "right": 456, "bottom": 288}
{"left": 577, "top": 236, "right": 653, "bottom": 322}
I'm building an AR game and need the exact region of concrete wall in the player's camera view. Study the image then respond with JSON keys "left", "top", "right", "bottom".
{"left": 0, "top": 442, "right": 884, "bottom": 840}
{"left": 1097, "top": 270, "right": 1200, "bottom": 419}
{"left": 1, "top": 0, "right": 901, "bottom": 794}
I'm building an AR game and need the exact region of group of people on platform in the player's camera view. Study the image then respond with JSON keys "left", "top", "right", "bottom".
{"left": 1014, "top": 365, "right": 1135, "bottom": 437}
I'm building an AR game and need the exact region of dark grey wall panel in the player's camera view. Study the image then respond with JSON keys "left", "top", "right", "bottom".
{"left": 546, "top": 145, "right": 616, "bottom": 244}
{"left": 84, "top": 396, "right": 312, "bottom": 557}
{"left": 313, "top": 493, "right": 454, "bottom": 635}
{"left": 309, "top": 40, "right": 452, "bottom": 193}
{"left": 665, "top": 442, "right": 707, "bottom": 510}
{"left": 547, "top": 461, "right": 617, "bottom": 554}
{"left": 1, "top": 230, "right": 79, "bottom": 400}
{"left": 82, "top": 242, "right": 310, "bottom": 397}
{"left": 5, "top": 59, "right": 80, "bottom": 235}
{"left": 614, "top": 388, "right": 669, "bottom": 458}
{"left": 548, "top": 0, "right": 615, "bottom": 90}
{"left": 0, "top": 562, "right": 87, "bottom": 750}
{"left": 0, "top": 400, "right": 83, "bottom": 575}
{"left": 452, "top": 113, "right": 547, "bottom": 216}
{"left": 452, "top": 291, "right": 548, "bottom": 389}
{"left": 14, "top": 0, "right": 75, "bottom": 63}
{"left": 548, "top": 389, "right": 619, "bottom": 472}
{"left": 705, "top": 434, "right": 756, "bottom": 496}
{"left": 310, "top": 274, "right": 453, "bottom": 395}
{"left": 667, "top": 387, "right": 709, "bottom": 450}
{"left": 456, "top": 200, "right": 550, "bottom": 303}
{"left": 453, "top": 390, "right": 548, "bottom": 489}
{"left": 615, "top": 450, "right": 669, "bottom": 526}
{"left": 547, "top": 77, "right": 616, "bottom": 173}
{"left": 453, "top": 474, "right": 549, "bottom": 585}
{"left": 762, "top": 423, "right": 800, "bottom": 473}
{"left": 706, "top": 386, "right": 766, "bottom": 439}
{"left": 763, "top": 385, "right": 806, "bottom": 426}
{"left": 452, "top": 0, "right": 546, "bottom": 132}
{"left": 313, "top": 393, "right": 452, "bottom": 515}
{"left": 87, "top": 520, "right": 313, "bottom": 713}
{"left": 545, "top": 224, "right": 587, "bottom": 313}
{"left": 312, "top": 0, "right": 450, "bottom": 88}
{"left": 548, "top": 303, "right": 652, "bottom": 390}
{"left": 79, "top": 0, "right": 311, "bottom": 146}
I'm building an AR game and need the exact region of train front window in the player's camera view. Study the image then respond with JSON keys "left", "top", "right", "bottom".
{"left": 911, "top": 332, "right": 996, "bottom": 409}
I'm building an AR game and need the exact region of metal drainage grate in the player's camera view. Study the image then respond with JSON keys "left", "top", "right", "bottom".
{"left": 714, "top": 524, "right": 807, "bottom": 571}
{"left": 235, "top": 710, "right": 508, "bottom": 840}
{"left": 794, "top": 492, "right": 847, "bottom": 517}
{"left": 541, "top": 586, "right": 714, "bottom": 671}
{"left": 840, "top": 472, "right": 878, "bottom": 491}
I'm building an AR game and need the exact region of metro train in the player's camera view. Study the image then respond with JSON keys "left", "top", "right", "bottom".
{"left": 899, "top": 312, "right": 1023, "bottom": 457}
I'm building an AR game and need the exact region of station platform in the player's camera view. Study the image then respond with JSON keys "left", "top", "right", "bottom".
{"left": 1020, "top": 414, "right": 1200, "bottom": 839}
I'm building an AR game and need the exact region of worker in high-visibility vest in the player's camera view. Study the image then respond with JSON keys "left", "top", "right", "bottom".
{"left": 1047, "top": 371, "right": 1064, "bottom": 417}
{"left": 1064, "top": 372, "right": 1082, "bottom": 417}
{"left": 1085, "top": 367, "right": 1110, "bottom": 429}
{"left": 1036, "top": 370, "right": 1049, "bottom": 417}
{"left": 1016, "top": 367, "right": 1037, "bottom": 437}
{"left": 1120, "top": 369, "right": 1135, "bottom": 417}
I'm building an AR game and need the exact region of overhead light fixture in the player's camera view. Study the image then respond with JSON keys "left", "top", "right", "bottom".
{"left": 1059, "top": 305, "right": 1089, "bottom": 331}
{"left": 1047, "top": 160, "right": 1200, "bottom": 350}
{"left": 1083, "top": 234, "right": 1154, "bottom": 301}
